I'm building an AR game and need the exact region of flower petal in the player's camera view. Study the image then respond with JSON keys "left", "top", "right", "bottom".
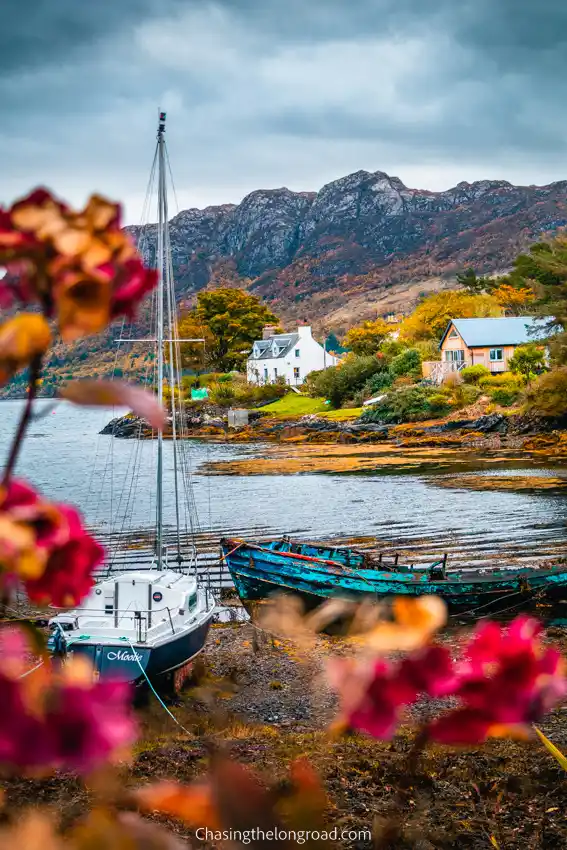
{"left": 60, "top": 380, "right": 166, "bottom": 430}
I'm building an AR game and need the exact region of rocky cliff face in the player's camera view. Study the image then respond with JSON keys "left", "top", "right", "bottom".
{"left": 128, "top": 169, "right": 567, "bottom": 326}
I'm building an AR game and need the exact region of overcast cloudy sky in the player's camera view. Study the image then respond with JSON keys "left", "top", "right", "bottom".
{"left": 2, "top": 0, "right": 567, "bottom": 222}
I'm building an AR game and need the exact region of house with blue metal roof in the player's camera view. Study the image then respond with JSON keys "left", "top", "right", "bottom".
{"left": 424, "top": 317, "right": 551, "bottom": 383}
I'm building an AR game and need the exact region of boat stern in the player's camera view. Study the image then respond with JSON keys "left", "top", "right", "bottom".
{"left": 70, "top": 642, "right": 152, "bottom": 684}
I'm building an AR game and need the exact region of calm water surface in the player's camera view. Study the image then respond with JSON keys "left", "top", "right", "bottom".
{"left": 1, "top": 400, "right": 566, "bottom": 569}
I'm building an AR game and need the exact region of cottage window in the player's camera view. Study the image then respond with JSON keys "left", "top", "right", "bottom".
{"left": 293, "top": 367, "right": 300, "bottom": 381}
{"left": 263, "top": 367, "right": 268, "bottom": 380}
{"left": 274, "top": 368, "right": 278, "bottom": 378}
{"left": 489, "top": 348, "right": 503, "bottom": 361}
{"left": 448, "top": 329, "right": 459, "bottom": 339}
{"left": 295, "top": 349, "right": 300, "bottom": 357}
{"left": 445, "top": 350, "right": 464, "bottom": 362}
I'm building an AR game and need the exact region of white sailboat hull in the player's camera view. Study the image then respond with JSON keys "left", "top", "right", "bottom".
{"left": 48, "top": 570, "right": 216, "bottom": 685}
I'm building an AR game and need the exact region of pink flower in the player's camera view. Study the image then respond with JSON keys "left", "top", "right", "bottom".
{"left": 428, "top": 616, "right": 567, "bottom": 744}
{"left": 0, "top": 479, "right": 104, "bottom": 605}
{"left": 47, "top": 677, "right": 137, "bottom": 772}
{"left": 109, "top": 257, "right": 159, "bottom": 321}
{"left": 0, "top": 629, "right": 137, "bottom": 773}
{"left": 330, "top": 645, "right": 456, "bottom": 739}
{"left": 24, "top": 505, "right": 104, "bottom": 607}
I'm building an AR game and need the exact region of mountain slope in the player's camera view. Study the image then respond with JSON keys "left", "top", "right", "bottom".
{"left": 4, "top": 169, "right": 567, "bottom": 397}
{"left": 129, "top": 169, "right": 567, "bottom": 328}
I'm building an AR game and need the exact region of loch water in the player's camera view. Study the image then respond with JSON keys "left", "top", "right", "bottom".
{"left": 1, "top": 399, "right": 566, "bottom": 570}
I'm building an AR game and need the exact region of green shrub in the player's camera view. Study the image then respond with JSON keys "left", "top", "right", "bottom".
{"left": 209, "top": 382, "right": 236, "bottom": 406}
{"left": 461, "top": 384, "right": 481, "bottom": 405}
{"left": 363, "top": 371, "right": 394, "bottom": 397}
{"left": 378, "top": 339, "right": 408, "bottom": 361}
{"left": 524, "top": 367, "right": 567, "bottom": 417}
{"left": 490, "top": 387, "right": 520, "bottom": 406}
{"left": 361, "top": 385, "right": 452, "bottom": 424}
{"left": 461, "top": 364, "right": 490, "bottom": 384}
{"left": 478, "top": 372, "right": 522, "bottom": 406}
{"left": 390, "top": 348, "right": 422, "bottom": 380}
{"left": 306, "top": 355, "right": 388, "bottom": 408}
{"left": 478, "top": 372, "right": 519, "bottom": 390}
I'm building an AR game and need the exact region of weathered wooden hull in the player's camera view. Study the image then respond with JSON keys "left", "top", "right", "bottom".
{"left": 222, "top": 538, "right": 567, "bottom": 617}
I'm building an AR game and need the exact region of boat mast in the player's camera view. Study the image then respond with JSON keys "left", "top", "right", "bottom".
{"left": 156, "top": 110, "right": 167, "bottom": 570}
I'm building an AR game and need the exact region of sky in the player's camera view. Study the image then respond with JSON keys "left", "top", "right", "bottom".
{"left": 2, "top": 0, "right": 567, "bottom": 223}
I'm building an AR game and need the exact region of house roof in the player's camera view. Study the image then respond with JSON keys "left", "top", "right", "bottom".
{"left": 248, "top": 333, "right": 300, "bottom": 360}
{"left": 440, "top": 317, "right": 551, "bottom": 349}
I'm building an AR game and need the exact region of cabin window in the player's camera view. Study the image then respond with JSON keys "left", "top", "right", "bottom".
{"left": 489, "top": 348, "right": 503, "bottom": 361}
{"left": 295, "top": 348, "right": 300, "bottom": 357}
{"left": 445, "top": 350, "right": 464, "bottom": 362}
{"left": 188, "top": 592, "right": 198, "bottom": 609}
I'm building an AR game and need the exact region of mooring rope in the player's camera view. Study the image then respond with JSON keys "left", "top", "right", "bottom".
{"left": 127, "top": 639, "right": 193, "bottom": 736}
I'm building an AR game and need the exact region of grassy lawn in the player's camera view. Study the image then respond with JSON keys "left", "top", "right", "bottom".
{"left": 320, "top": 407, "right": 363, "bottom": 420}
{"left": 260, "top": 394, "right": 361, "bottom": 419}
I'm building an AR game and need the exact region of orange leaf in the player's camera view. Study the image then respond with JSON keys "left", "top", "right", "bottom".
{"left": 288, "top": 757, "right": 327, "bottom": 822}
{"left": 0, "top": 314, "right": 51, "bottom": 382}
{"left": 60, "top": 380, "right": 166, "bottom": 430}
{"left": 136, "top": 781, "right": 221, "bottom": 829}
{"left": 364, "top": 596, "right": 447, "bottom": 653}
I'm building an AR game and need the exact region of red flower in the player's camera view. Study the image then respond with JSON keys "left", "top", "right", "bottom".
{"left": 330, "top": 645, "right": 456, "bottom": 739}
{"left": 110, "top": 257, "right": 159, "bottom": 320}
{"left": 0, "top": 479, "right": 104, "bottom": 605}
{"left": 47, "top": 676, "right": 136, "bottom": 771}
{"left": 24, "top": 505, "right": 103, "bottom": 607}
{"left": 428, "top": 616, "right": 567, "bottom": 744}
{"left": 0, "top": 629, "right": 136, "bottom": 773}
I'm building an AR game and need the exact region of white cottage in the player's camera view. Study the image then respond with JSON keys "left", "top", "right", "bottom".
{"left": 247, "top": 324, "right": 338, "bottom": 386}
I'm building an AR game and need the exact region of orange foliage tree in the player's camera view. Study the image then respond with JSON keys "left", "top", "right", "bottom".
{"left": 492, "top": 283, "right": 535, "bottom": 316}
{"left": 342, "top": 317, "right": 392, "bottom": 355}
{"left": 399, "top": 290, "right": 502, "bottom": 342}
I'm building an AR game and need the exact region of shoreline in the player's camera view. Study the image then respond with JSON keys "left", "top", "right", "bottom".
{"left": 101, "top": 410, "right": 567, "bottom": 484}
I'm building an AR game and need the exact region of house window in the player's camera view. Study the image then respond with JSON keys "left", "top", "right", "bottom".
{"left": 295, "top": 349, "right": 300, "bottom": 357}
{"left": 489, "top": 348, "right": 503, "bottom": 361}
{"left": 445, "top": 350, "right": 464, "bottom": 362}
{"left": 448, "top": 329, "right": 459, "bottom": 339}
{"left": 293, "top": 367, "right": 300, "bottom": 381}
{"left": 274, "top": 368, "right": 278, "bottom": 379}
{"left": 263, "top": 367, "right": 268, "bottom": 380}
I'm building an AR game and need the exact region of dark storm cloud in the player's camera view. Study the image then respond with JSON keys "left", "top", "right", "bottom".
{"left": 2, "top": 0, "right": 567, "bottom": 219}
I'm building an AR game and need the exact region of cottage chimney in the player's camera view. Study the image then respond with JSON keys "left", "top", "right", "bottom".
{"left": 297, "top": 324, "right": 312, "bottom": 338}
{"left": 262, "top": 324, "right": 277, "bottom": 340}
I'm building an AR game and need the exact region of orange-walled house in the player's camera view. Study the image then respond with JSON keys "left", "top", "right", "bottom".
{"left": 423, "top": 317, "right": 550, "bottom": 383}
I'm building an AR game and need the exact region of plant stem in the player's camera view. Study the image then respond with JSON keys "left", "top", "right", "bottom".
{"left": 2, "top": 355, "right": 42, "bottom": 486}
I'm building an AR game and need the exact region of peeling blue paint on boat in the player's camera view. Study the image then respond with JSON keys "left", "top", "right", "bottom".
{"left": 221, "top": 538, "right": 567, "bottom": 616}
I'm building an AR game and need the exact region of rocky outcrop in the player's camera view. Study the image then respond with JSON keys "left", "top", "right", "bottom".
{"left": 127, "top": 170, "right": 567, "bottom": 324}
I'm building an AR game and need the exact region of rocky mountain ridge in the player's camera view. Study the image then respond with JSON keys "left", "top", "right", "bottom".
{"left": 128, "top": 169, "right": 567, "bottom": 327}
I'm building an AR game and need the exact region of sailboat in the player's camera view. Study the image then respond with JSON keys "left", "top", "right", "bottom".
{"left": 47, "top": 113, "right": 216, "bottom": 688}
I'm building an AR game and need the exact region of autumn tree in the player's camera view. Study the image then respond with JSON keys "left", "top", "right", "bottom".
{"left": 399, "top": 291, "right": 502, "bottom": 342}
{"left": 492, "top": 283, "right": 535, "bottom": 316}
{"left": 342, "top": 318, "right": 392, "bottom": 355}
{"left": 508, "top": 343, "right": 546, "bottom": 386}
{"left": 175, "top": 313, "right": 216, "bottom": 372}
{"left": 187, "top": 288, "right": 279, "bottom": 371}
